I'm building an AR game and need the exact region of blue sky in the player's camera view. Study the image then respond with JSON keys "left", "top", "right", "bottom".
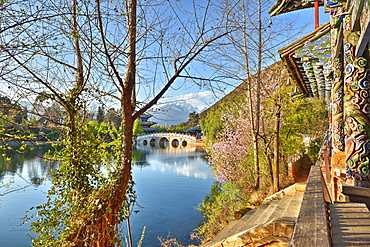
{"left": 146, "top": 5, "right": 331, "bottom": 126}
{"left": 0, "top": 1, "right": 331, "bottom": 126}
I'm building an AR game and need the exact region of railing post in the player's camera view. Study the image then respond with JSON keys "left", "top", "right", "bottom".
{"left": 323, "top": 147, "right": 331, "bottom": 184}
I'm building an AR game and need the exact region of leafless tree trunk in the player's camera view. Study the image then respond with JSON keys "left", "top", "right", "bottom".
{"left": 205, "top": 0, "right": 306, "bottom": 190}
{"left": 1, "top": 0, "right": 231, "bottom": 245}
{"left": 273, "top": 104, "right": 281, "bottom": 192}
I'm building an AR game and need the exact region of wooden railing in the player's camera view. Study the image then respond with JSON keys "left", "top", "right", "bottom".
{"left": 289, "top": 164, "right": 331, "bottom": 247}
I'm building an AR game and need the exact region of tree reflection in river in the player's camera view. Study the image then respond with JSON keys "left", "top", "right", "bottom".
{"left": 0, "top": 144, "right": 59, "bottom": 246}
{"left": 0, "top": 144, "right": 58, "bottom": 189}
{"left": 0, "top": 144, "right": 214, "bottom": 246}
{"left": 125, "top": 145, "right": 214, "bottom": 246}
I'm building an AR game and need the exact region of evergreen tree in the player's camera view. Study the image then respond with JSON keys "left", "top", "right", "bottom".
{"left": 133, "top": 119, "right": 144, "bottom": 137}
{"left": 96, "top": 106, "right": 105, "bottom": 124}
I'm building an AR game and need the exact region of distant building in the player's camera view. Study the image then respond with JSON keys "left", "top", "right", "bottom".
{"left": 138, "top": 114, "right": 159, "bottom": 134}
{"left": 185, "top": 125, "right": 202, "bottom": 139}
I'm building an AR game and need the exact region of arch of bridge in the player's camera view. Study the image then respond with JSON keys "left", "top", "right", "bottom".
{"left": 136, "top": 133, "right": 196, "bottom": 148}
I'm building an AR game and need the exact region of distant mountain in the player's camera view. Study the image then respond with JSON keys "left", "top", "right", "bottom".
{"left": 148, "top": 91, "right": 221, "bottom": 126}
{"left": 150, "top": 101, "right": 200, "bottom": 126}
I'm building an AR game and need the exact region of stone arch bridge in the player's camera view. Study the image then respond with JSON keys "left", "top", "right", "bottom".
{"left": 135, "top": 133, "right": 197, "bottom": 149}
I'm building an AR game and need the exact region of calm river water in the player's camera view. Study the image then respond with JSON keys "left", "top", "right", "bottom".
{"left": 0, "top": 145, "right": 214, "bottom": 246}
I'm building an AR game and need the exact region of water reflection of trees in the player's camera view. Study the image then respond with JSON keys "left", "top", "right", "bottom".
{"left": 0, "top": 144, "right": 59, "bottom": 185}
{"left": 132, "top": 147, "right": 150, "bottom": 168}
{"left": 1, "top": 145, "right": 208, "bottom": 182}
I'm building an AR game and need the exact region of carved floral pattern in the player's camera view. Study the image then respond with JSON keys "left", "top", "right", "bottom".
{"left": 343, "top": 14, "right": 370, "bottom": 179}
{"left": 331, "top": 11, "right": 344, "bottom": 153}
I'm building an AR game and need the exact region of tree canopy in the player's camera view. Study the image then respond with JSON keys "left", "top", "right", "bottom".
{"left": 1, "top": 0, "right": 325, "bottom": 245}
{"left": 1, "top": 0, "right": 232, "bottom": 245}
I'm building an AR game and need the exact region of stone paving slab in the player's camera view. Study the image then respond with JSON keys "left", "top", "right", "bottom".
{"left": 257, "top": 200, "right": 280, "bottom": 224}
{"left": 268, "top": 195, "right": 293, "bottom": 221}
{"left": 283, "top": 191, "right": 304, "bottom": 220}
{"left": 233, "top": 204, "right": 270, "bottom": 232}
{"left": 202, "top": 183, "right": 305, "bottom": 247}
{"left": 204, "top": 220, "right": 241, "bottom": 247}
{"left": 244, "top": 235, "right": 289, "bottom": 247}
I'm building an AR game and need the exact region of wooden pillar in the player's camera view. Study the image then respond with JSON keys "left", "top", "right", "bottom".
{"left": 314, "top": 1, "right": 319, "bottom": 29}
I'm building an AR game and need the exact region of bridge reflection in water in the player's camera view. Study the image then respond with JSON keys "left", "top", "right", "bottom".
{"left": 135, "top": 133, "right": 198, "bottom": 149}
{"left": 134, "top": 145, "right": 198, "bottom": 156}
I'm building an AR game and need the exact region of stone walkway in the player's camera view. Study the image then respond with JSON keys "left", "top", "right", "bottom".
{"left": 202, "top": 183, "right": 305, "bottom": 247}
{"left": 202, "top": 165, "right": 370, "bottom": 247}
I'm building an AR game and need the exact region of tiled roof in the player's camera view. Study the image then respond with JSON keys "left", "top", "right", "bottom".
{"left": 269, "top": 0, "right": 324, "bottom": 16}
{"left": 278, "top": 22, "right": 331, "bottom": 100}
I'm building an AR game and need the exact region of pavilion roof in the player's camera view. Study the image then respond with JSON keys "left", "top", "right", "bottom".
{"left": 185, "top": 125, "right": 201, "bottom": 133}
{"left": 269, "top": 0, "right": 324, "bottom": 16}
{"left": 138, "top": 113, "right": 153, "bottom": 120}
{"left": 142, "top": 127, "right": 159, "bottom": 133}
{"left": 278, "top": 22, "right": 331, "bottom": 99}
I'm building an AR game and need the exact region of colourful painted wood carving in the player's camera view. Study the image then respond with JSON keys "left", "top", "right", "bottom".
{"left": 343, "top": 14, "right": 370, "bottom": 179}
{"left": 272, "top": 0, "right": 370, "bottom": 187}
{"left": 331, "top": 8, "right": 345, "bottom": 153}
{"left": 303, "top": 62, "right": 320, "bottom": 97}
{"left": 295, "top": 31, "right": 331, "bottom": 65}
{"left": 325, "top": 0, "right": 343, "bottom": 12}
{"left": 332, "top": 57, "right": 345, "bottom": 152}
{"left": 296, "top": 58, "right": 315, "bottom": 96}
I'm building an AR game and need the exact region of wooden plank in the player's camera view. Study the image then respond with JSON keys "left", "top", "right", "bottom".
{"left": 341, "top": 181, "right": 370, "bottom": 197}
{"left": 330, "top": 202, "right": 370, "bottom": 246}
{"left": 321, "top": 166, "right": 332, "bottom": 203}
{"left": 322, "top": 148, "right": 331, "bottom": 183}
{"left": 289, "top": 165, "right": 330, "bottom": 247}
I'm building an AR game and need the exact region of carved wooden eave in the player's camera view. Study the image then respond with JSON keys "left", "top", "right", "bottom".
{"left": 269, "top": 0, "right": 324, "bottom": 16}
{"left": 278, "top": 22, "right": 331, "bottom": 98}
